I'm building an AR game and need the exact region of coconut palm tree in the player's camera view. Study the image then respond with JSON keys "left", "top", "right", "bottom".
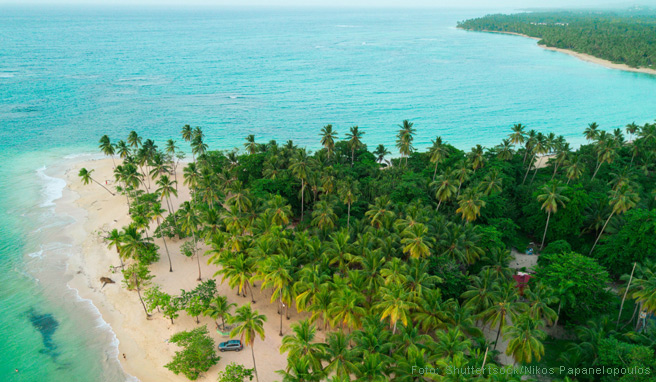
{"left": 467, "top": 144, "right": 486, "bottom": 173}
{"left": 320, "top": 124, "right": 338, "bottom": 160}
{"left": 509, "top": 123, "right": 526, "bottom": 147}
{"left": 365, "top": 196, "right": 395, "bottom": 229}
{"left": 181, "top": 124, "right": 193, "bottom": 143}
{"left": 99, "top": 135, "right": 117, "bottom": 168}
{"left": 115, "top": 140, "right": 131, "bottom": 160}
{"left": 258, "top": 254, "right": 294, "bottom": 336}
{"left": 338, "top": 181, "right": 358, "bottom": 230}
{"left": 329, "top": 288, "right": 366, "bottom": 330}
{"left": 400, "top": 223, "right": 432, "bottom": 259}
{"left": 589, "top": 184, "right": 640, "bottom": 255}
{"left": 373, "top": 144, "right": 391, "bottom": 166}
{"left": 625, "top": 122, "right": 640, "bottom": 142}
{"left": 289, "top": 150, "right": 311, "bottom": 220}
{"left": 374, "top": 285, "right": 418, "bottom": 334}
{"left": 429, "top": 136, "right": 449, "bottom": 181}
{"left": 456, "top": 188, "right": 485, "bottom": 223}
{"left": 478, "top": 169, "right": 503, "bottom": 196}
{"left": 216, "top": 254, "right": 257, "bottom": 302}
{"left": 591, "top": 137, "right": 618, "bottom": 181}
{"left": 629, "top": 260, "right": 656, "bottom": 315}
{"left": 78, "top": 168, "right": 115, "bottom": 196}
{"left": 396, "top": 120, "right": 416, "bottom": 166}
{"left": 265, "top": 195, "right": 293, "bottom": 227}
{"left": 280, "top": 320, "right": 326, "bottom": 374}
{"left": 563, "top": 156, "right": 585, "bottom": 185}
{"left": 525, "top": 283, "right": 558, "bottom": 325}
{"left": 504, "top": 314, "right": 546, "bottom": 364}
{"left": 345, "top": 126, "right": 365, "bottom": 166}
{"left": 537, "top": 180, "right": 570, "bottom": 249}
{"left": 583, "top": 122, "right": 600, "bottom": 142}
{"left": 105, "top": 228, "right": 125, "bottom": 268}
{"left": 496, "top": 138, "right": 515, "bottom": 161}
{"left": 324, "top": 331, "right": 356, "bottom": 378}
{"left": 453, "top": 161, "right": 472, "bottom": 197}
{"left": 204, "top": 295, "right": 236, "bottom": 330}
{"left": 150, "top": 203, "right": 173, "bottom": 272}
{"left": 553, "top": 281, "right": 576, "bottom": 328}
{"left": 244, "top": 134, "right": 258, "bottom": 155}
{"left": 156, "top": 174, "right": 178, "bottom": 214}
{"left": 127, "top": 130, "right": 142, "bottom": 149}
{"left": 229, "top": 303, "right": 266, "bottom": 382}
{"left": 180, "top": 201, "right": 202, "bottom": 280}
{"left": 482, "top": 282, "right": 527, "bottom": 350}
{"left": 523, "top": 133, "right": 548, "bottom": 185}
{"left": 311, "top": 200, "right": 337, "bottom": 233}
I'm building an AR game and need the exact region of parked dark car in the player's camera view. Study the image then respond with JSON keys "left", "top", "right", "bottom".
{"left": 218, "top": 339, "right": 243, "bottom": 352}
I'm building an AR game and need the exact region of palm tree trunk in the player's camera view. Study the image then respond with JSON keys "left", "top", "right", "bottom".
{"left": 541, "top": 211, "right": 551, "bottom": 249}
{"left": 251, "top": 345, "right": 259, "bottom": 382}
{"left": 566, "top": 177, "right": 571, "bottom": 186}
{"left": 300, "top": 180, "right": 305, "bottom": 221}
{"left": 530, "top": 165, "right": 539, "bottom": 185}
{"left": 392, "top": 320, "right": 397, "bottom": 335}
{"left": 135, "top": 276, "right": 150, "bottom": 318}
{"left": 630, "top": 151, "right": 636, "bottom": 168}
{"left": 591, "top": 161, "right": 602, "bottom": 181}
{"left": 347, "top": 203, "right": 351, "bottom": 230}
{"left": 522, "top": 155, "right": 536, "bottom": 184}
{"left": 554, "top": 302, "right": 562, "bottom": 327}
{"left": 279, "top": 296, "right": 283, "bottom": 336}
{"left": 436, "top": 200, "right": 442, "bottom": 212}
{"left": 433, "top": 162, "right": 438, "bottom": 181}
{"left": 157, "top": 218, "right": 173, "bottom": 272}
{"left": 192, "top": 232, "right": 201, "bottom": 281}
{"left": 92, "top": 178, "right": 115, "bottom": 196}
{"left": 589, "top": 211, "right": 614, "bottom": 255}
{"left": 635, "top": 301, "right": 643, "bottom": 332}
{"left": 551, "top": 163, "right": 559, "bottom": 180}
{"left": 493, "top": 320, "right": 503, "bottom": 350}
{"left": 247, "top": 282, "right": 256, "bottom": 303}
{"left": 351, "top": 148, "right": 355, "bottom": 166}
{"left": 616, "top": 262, "right": 636, "bottom": 329}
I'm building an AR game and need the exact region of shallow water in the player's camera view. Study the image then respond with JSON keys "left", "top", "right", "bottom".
{"left": 0, "top": 6, "right": 655, "bottom": 381}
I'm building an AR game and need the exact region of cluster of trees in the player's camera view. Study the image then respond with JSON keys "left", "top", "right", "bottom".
{"left": 82, "top": 117, "right": 656, "bottom": 381}
{"left": 457, "top": 11, "right": 656, "bottom": 69}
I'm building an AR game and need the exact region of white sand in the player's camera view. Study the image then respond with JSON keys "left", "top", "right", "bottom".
{"left": 62, "top": 158, "right": 306, "bottom": 382}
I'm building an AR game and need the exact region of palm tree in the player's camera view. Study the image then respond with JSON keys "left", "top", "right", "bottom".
{"left": 78, "top": 168, "right": 115, "bottom": 196}
{"left": 496, "top": 139, "right": 515, "bottom": 161}
{"left": 115, "top": 140, "right": 131, "bottom": 160}
{"left": 216, "top": 254, "right": 257, "bottom": 302}
{"left": 509, "top": 123, "right": 526, "bottom": 147}
{"left": 523, "top": 133, "right": 547, "bottom": 184}
{"left": 127, "top": 130, "right": 142, "bottom": 149}
{"left": 429, "top": 137, "right": 449, "bottom": 181}
{"left": 156, "top": 174, "right": 178, "bottom": 214}
{"left": 467, "top": 144, "right": 486, "bottom": 173}
{"left": 396, "top": 120, "right": 416, "bottom": 166}
{"left": 525, "top": 283, "right": 558, "bottom": 325}
{"left": 373, "top": 144, "right": 391, "bottom": 166}
{"left": 430, "top": 172, "right": 457, "bottom": 211}
{"left": 150, "top": 203, "right": 173, "bottom": 272}
{"left": 320, "top": 124, "right": 338, "bottom": 160}
{"left": 258, "top": 254, "right": 295, "bottom": 336}
{"left": 503, "top": 314, "right": 546, "bottom": 364}
{"left": 400, "top": 224, "right": 432, "bottom": 259}
{"left": 563, "top": 156, "right": 585, "bottom": 185}
{"left": 329, "top": 288, "right": 366, "bottom": 330}
{"left": 280, "top": 320, "right": 326, "bottom": 374}
{"left": 628, "top": 260, "right": 656, "bottom": 316}
{"left": 289, "top": 150, "right": 311, "bottom": 220}
{"left": 625, "top": 122, "right": 639, "bottom": 142}
{"left": 537, "top": 181, "right": 570, "bottom": 249}
{"left": 181, "top": 124, "right": 193, "bottom": 143}
{"left": 589, "top": 185, "right": 640, "bottom": 255}
{"left": 482, "top": 282, "right": 526, "bottom": 350}
{"left": 365, "top": 196, "right": 395, "bottom": 229}
{"left": 374, "top": 285, "right": 418, "bottom": 334}
{"left": 345, "top": 126, "right": 365, "bottom": 166}
{"left": 456, "top": 188, "right": 485, "bottom": 222}
{"left": 338, "top": 181, "right": 358, "bottom": 230}
{"left": 553, "top": 281, "right": 576, "bottom": 328}
{"left": 105, "top": 228, "right": 125, "bottom": 268}
{"left": 583, "top": 122, "right": 599, "bottom": 142}
{"left": 478, "top": 169, "right": 503, "bottom": 196}
{"left": 591, "top": 138, "right": 618, "bottom": 181}
{"left": 265, "top": 195, "right": 293, "bottom": 227}
{"left": 230, "top": 303, "right": 266, "bottom": 382}
{"left": 98, "top": 135, "right": 117, "bottom": 168}
{"left": 180, "top": 202, "right": 203, "bottom": 280}
{"left": 324, "top": 331, "right": 356, "bottom": 378}
{"left": 244, "top": 134, "right": 258, "bottom": 155}
{"left": 311, "top": 200, "right": 337, "bottom": 233}
{"left": 204, "top": 295, "right": 236, "bottom": 330}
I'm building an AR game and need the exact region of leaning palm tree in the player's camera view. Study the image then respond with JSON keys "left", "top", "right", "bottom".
{"left": 98, "top": 135, "right": 117, "bottom": 168}
{"left": 230, "top": 303, "right": 267, "bottom": 382}
{"left": 537, "top": 180, "right": 570, "bottom": 249}
{"left": 345, "top": 126, "right": 365, "bottom": 166}
{"left": 583, "top": 122, "right": 600, "bottom": 142}
{"left": 78, "top": 168, "right": 115, "bottom": 196}
{"left": 509, "top": 123, "right": 526, "bottom": 147}
{"left": 482, "top": 282, "right": 526, "bottom": 350}
{"left": 396, "top": 120, "right": 416, "bottom": 167}
{"left": 563, "top": 156, "right": 585, "bottom": 185}
{"left": 127, "top": 130, "right": 142, "bottom": 149}
{"left": 150, "top": 203, "right": 173, "bottom": 272}
{"left": 630, "top": 261, "right": 656, "bottom": 316}
{"left": 431, "top": 172, "right": 457, "bottom": 211}
{"left": 503, "top": 314, "right": 546, "bottom": 364}
{"left": 320, "top": 124, "right": 338, "bottom": 160}
{"left": 589, "top": 185, "right": 639, "bottom": 255}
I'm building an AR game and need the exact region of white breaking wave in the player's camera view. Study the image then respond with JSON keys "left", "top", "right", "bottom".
{"left": 36, "top": 166, "right": 66, "bottom": 208}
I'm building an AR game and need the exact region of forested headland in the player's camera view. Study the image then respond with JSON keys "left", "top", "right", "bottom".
{"left": 458, "top": 9, "right": 656, "bottom": 69}
{"left": 84, "top": 120, "right": 656, "bottom": 381}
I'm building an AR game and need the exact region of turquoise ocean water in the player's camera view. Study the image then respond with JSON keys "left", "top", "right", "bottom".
{"left": 0, "top": 6, "right": 655, "bottom": 381}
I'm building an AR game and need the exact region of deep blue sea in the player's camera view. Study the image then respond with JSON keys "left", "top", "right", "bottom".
{"left": 0, "top": 6, "right": 655, "bottom": 381}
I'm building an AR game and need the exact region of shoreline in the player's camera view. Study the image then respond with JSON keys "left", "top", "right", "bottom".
{"left": 60, "top": 157, "right": 296, "bottom": 382}
{"left": 463, "top": 28, "right": 656, "bottom": 76}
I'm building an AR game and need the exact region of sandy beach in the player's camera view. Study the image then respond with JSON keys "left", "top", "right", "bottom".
{"left": 470, "top": 29, "right": 656, "bottom": 76}
{"left": 61, "top": 158, "right": 303, "bottom": 382}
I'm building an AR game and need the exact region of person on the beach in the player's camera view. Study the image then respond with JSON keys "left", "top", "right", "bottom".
{"left": 123, "top": 353, "right": 126, "bottom": 360}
